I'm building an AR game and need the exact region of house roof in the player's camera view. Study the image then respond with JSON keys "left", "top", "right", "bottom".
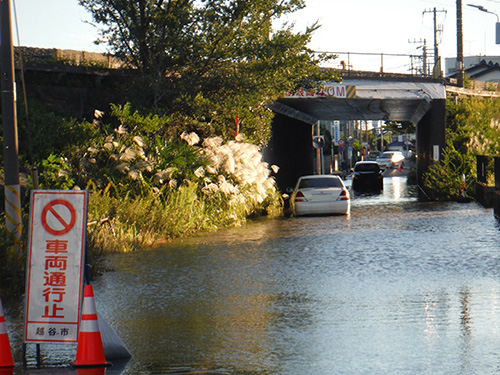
{"left": 450, "top": 60, "right": 500, "bottom": 80}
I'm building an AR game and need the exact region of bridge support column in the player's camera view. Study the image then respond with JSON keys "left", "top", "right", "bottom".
{"left": 416, "top": 98, "right": 446, "bottom": 200}
{"left": 263, "top": 113, "right": 314, "bottom": 191}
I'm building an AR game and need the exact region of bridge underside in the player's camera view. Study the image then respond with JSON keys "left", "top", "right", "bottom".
{"left": 264, "top": 79, "right": 446, "bottom": 198}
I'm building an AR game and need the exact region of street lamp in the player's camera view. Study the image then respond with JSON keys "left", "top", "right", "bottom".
{"left": 468, "top": 3, "right": 500, "bottom": 44}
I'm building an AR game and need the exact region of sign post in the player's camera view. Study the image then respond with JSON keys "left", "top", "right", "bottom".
{"left": 313, "top": 136, "right": 325, "bottom": 175}
{"left": 1, "top": 0, "right": 22, "bottom": 252}
{"left": 25, "top": 190, "right": 89, "bottom": 345}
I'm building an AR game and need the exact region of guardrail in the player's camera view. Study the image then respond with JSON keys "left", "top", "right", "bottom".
{"left": 476, "top": 155, "right": 500, "bottom": 216}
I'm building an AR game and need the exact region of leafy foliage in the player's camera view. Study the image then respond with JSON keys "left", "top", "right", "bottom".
{"left": 384, "top": 121, "right": 416, "bottom": 135}
{"left": 423, "top": 97, "right": 500, "bottom": 200}
{"left": 17, "top": 103, "right": 99, "bottom": 164}
{"left": 38, "top": 154, "right": 76, "bottom": 190}
{"left": 423, "top": 138, "right": 475, "bottom": 200}
{"left": 78, "top": 0, "right": 339, "bottom": 145}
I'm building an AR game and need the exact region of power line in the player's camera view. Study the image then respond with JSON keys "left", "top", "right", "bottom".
{"left": 314, "top": 51, "right": 417, "bottom": 58}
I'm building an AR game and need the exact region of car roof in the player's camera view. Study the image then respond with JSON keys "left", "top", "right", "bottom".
{"left": 298, "top": 174, "right": 340, "bottom": 179}
{"left": 379, "top": 151, "right": 401, "bottom": 156}
{"left": 355, "top": 161, "right": 379, "bottom": 165}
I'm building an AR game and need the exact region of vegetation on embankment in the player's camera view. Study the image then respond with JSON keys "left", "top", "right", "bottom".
{"left": 0, "top": 104, "right": 283, "bottom": 299}
{"left": 423, "top": 96, "right": 500, "bottom": 201}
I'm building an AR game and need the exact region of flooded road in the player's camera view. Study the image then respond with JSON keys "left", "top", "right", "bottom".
{"left": 8, "top": 175, "right": 500, "bottom": 374}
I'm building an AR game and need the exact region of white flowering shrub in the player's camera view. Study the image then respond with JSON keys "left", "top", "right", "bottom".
{"left": 467, "top": 118, "right": 500, "bottom": 156}
{"left": 198, "top": 136, "right": 279, "bottom": 215}
{"left": 75, "top": 116, "right": 279, "bottom": 219}
{"left": 68, "top": 106, "right": 284, "bottom": 252}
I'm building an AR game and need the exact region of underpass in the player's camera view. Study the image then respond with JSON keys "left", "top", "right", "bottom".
{"left": 264, "top": 73, "right": 446, "bottom": 199}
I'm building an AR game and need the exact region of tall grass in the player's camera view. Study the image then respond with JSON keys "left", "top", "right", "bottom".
{"left": 86, "top": 180, "right": 281, "bottom": 255}
{"left": 0, "top": 214, "right": 26, "bottom": 302}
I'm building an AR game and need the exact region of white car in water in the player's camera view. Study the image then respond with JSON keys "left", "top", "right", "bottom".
{"left": 376, "top": 151, "right": 405, "bottom": 170}
{"left": 290, "top": 175, "right": 350, "bottom": 216}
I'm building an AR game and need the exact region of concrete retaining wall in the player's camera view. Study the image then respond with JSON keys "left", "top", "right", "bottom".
{"left": 14, "top": 46, "right": 124, "bottom": 69}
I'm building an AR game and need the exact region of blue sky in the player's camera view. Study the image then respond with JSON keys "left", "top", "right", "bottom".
{"left": 14, "top": 0, "right": 102, "bottom": 52}
{"left": 14, "top": 0, "right": 500, "bottom": 72}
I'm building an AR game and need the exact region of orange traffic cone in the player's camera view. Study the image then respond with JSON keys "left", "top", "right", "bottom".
{"left": 75, "top": 368, "right": 106, "bottom": 375}
{"left": 73, "top": 285, "right": 111, "bottom": 368}
{"left": 0, "top": 299, "right": 14, "bottom": 368}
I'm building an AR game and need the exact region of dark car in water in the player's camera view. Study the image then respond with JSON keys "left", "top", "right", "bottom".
{"left": 352, "top": 161, "right": 383, "bottom": 191}
{"left": 367, "top": 151, "right": 381, "bottom": 161}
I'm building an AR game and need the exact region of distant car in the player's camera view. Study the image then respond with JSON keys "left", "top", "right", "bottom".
{"left": 352, "top": 161, "right": 383, "bottom": 191}
{"left": 289, "top": 175, "right": 350, "bottom": 216}
{"left": 376, "top": 151, "right": 405, "bottom": 170}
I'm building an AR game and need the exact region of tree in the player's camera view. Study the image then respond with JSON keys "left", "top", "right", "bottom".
{"left": 384, "top": 121, "right": 415, "bottom": 135}
{"left": 78, "top": 0, "right": 339, "bottom": 145}
{"left": 423, "top": 97, "right": 500, "bottom": 200}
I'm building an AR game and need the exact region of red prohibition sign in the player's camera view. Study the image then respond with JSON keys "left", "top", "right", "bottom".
{"left": 41, "top": 199, "right": 77, "bottom": 236}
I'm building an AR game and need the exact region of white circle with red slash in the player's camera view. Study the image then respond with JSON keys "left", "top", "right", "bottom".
{"left": 40, "top": 199, "right": 77, "bottom": 236}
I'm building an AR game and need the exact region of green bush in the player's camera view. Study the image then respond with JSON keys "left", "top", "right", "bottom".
{"left": 423, "top": 138, "right": 475, "bottom": 200}
{"left": 15, "top": 103, "right": 99, "bottom": 166}
{"left": 423, "top": 97, "right": 500, "bottom": 200}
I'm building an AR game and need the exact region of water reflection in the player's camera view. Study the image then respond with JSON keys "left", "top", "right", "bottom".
{"left": 460, "top": 288, "right": 472, "bottom": 336}
{"left": 7, "top": 176, "right": 500, "bottom": 374}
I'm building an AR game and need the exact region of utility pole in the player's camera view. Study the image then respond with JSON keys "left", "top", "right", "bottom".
{"left": 409, "top": 39, "right": 428, "bottom": 75}
{"left": 0, "top": 0, "right": 22, "bottom": 252}
{"left": 423, "top": 8, "right": 446, "bottom": 77}
{"left": 423, "top": 39, "right": 428, "bottom": 76}
{"left": 457, "top": 0, "right": 464, "bottom": 87}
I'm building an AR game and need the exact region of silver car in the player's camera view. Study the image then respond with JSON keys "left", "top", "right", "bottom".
{"left": 290, "top": 175, "right": 350, "bottom": 216}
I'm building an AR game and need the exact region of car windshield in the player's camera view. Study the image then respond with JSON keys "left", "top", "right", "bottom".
{"left": 379, "top": 152, "right": 394, "bottom": 159}
{"left": 355, "top": 163, "right": 379, "bottom": 172}
{"left": 298, "top": 177, "right": 342, "bottom": 189}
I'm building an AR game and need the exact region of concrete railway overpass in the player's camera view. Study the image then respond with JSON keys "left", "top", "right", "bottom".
{"left": 264, "top": 74, "right": 447, "bottom": 199}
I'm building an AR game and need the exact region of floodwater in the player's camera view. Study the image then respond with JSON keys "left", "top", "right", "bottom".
{"left": 7, "top": 174, "right": 500, "bottom": 374}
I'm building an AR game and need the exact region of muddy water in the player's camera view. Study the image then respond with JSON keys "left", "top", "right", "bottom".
{"left": 7, "top": 176, "right": 500, "bottom": 374}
